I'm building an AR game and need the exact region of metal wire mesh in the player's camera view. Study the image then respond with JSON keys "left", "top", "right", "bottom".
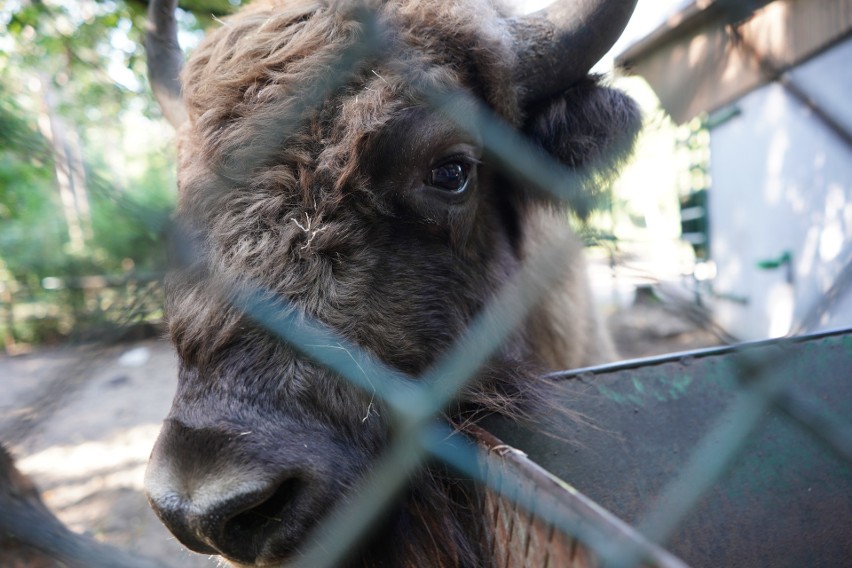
{"left": 156, "top": 5, "right": 852, "bottom": 568}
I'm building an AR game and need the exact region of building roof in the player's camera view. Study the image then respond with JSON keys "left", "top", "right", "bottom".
{"left": 616, "top": 0, "right": 852, "bottom": 123}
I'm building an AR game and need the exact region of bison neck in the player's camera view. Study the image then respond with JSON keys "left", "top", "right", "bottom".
{"left": 523, "top": 206, "right": 616, "bottom": 370}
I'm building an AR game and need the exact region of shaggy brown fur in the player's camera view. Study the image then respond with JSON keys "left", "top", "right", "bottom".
{"left": 146, "top": 1, "right": 641, "bottom": 567}
{"left": 0, "top": 445, "right": 159, "bottom": 568}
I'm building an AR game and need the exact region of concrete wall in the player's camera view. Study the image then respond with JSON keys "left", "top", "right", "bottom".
{"left": 707, "top": 38, "right": 852, "bottom": 340}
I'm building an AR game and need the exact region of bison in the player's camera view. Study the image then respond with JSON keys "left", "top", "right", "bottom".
{"left": 0, "top": 444, "right": 160, "bottom": 568}
{"left": 143, "top": 0, "right": 641, "bottom": 566}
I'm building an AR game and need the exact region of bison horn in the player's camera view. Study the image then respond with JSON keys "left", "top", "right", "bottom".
{"left": 509, "top": 0, "right": 638, "bottom": 104}
{"left": 146, "top": 0, "right": 188, "bottom": 128}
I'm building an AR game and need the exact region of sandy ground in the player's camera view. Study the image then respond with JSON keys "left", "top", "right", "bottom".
{"left": 1, "top": 340, "right": 216, "bottom": 567}
{"left": 0, "top": 297, "right": 720, "bottom": 567}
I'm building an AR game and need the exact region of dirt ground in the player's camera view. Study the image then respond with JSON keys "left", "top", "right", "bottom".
{"left": 0, "top": 298, "right": 721, "bottom": 567}
{"left": 1, "top": 340, "right": 215, "bottom": 567}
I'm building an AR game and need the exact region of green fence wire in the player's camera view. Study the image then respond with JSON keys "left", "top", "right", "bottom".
{"left": 161, "top": 5, "right": 852, "bottom": 568}
{"left": 5, "top": 3, "right": 849, "bottom": 568}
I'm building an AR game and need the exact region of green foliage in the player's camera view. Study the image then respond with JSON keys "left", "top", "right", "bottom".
{"left": 180, "top": 0, "right": 243, "bottom": 24}
{"left": 0, "top": 97, "right": 53, "bottom": 221}
{"left": 0, "top": 85, "right": 66, "bottom": 285}
{"left": 85, "top": 154, "right": 176, "bottom": 274}
{"left": 0, "top": 0, "right": 236, "bottom": 347}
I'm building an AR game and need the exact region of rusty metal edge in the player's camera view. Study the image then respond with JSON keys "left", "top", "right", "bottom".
{"left": 548, "top": 326, "right": 852, "bottom": 379}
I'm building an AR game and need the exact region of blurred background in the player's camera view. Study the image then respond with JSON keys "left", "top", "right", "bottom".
{"left": 1, "top": 0, "right": 849, "bottom": 566}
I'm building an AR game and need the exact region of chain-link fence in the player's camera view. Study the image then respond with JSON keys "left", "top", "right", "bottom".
{"left": 135, "top": 4, "right": 852, "bottom": 566}
{"left": 152, "top": 5, "right": 851, "bottom": 567}
{"left": 2, "top": 2, "right": 851, "bottom": 568}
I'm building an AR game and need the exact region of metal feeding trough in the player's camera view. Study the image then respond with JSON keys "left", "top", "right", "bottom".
{"left": 467, "top": 425, "right": 687, "bottom": 567}
{"left": 472, "top": 328, "right": 852, "bottom": 567}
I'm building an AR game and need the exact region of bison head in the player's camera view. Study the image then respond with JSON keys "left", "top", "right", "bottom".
{"left": 143, "top": 0, "right": 640, "bottom": 566}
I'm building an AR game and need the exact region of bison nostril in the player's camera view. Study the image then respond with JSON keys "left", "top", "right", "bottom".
{"left": 226, "top": 477, "right": 302, "bottom": 537}
{"left": 148, "top": 476, "right": 309, "bottom": 563}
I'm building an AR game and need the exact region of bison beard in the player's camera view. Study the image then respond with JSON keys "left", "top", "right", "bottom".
{"left": 143, "top": 0, "right": 641, "bottom": 566}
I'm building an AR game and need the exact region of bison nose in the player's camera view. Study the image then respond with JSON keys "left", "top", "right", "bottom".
{"left": 144, "top": 420, "right": 331, "bottom": 564}
{"left": 146, "top": 473, "right": 304, "bottom": 562}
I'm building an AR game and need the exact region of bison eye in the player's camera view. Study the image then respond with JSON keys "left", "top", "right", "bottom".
{"left": 427, "top": 161, "right": 470, "bottom": 193}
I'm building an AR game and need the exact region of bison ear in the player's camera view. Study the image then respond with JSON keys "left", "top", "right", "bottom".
{"left": 521, "top": 78, "right": 641, "bottom": 218}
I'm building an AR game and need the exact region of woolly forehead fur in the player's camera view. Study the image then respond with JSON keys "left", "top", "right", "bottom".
{"left": 178, "top": 0, "right": 520, "bottom": 205}
{"left": 168, "top": 0, "right": 534, "bottom": 371}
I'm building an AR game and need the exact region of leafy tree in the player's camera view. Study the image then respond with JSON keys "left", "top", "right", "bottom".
{"left": 0, "top": 0, "right": 242, "bottom": 346}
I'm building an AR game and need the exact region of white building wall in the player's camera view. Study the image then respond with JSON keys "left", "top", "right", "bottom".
{"left": 707, "top": 38, "right": 852, "bottom": 340}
